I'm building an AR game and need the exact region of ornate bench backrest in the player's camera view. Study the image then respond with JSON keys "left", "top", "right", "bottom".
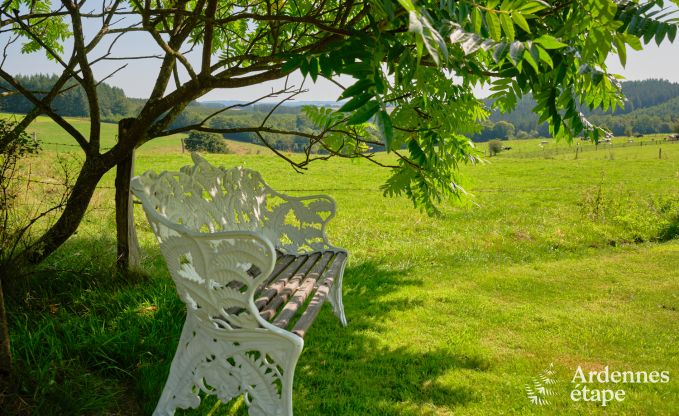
{"left": 130, "top": 154, "right": 283, "bottom": 330}
{"left": 131, "top": 154, "right": 276, "bottom": 235}
{"left": 131, "top": 153, "right": 338, "bottom": 256}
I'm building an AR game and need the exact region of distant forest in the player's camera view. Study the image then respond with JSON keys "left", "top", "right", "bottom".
{"left": 0, "top": 74, "right": 129, "bottom": 119}
{"left": 0, "top": 74, "right": 316, "bottom": 151}
{"left": 478, "top": 79, "right": 679, "bottom": 140}
{"left": 2, "top": 75, "right": 678, "bottom": 148}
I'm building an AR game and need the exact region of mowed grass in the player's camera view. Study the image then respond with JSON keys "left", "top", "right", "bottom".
{"left": 4, "top": 118, "right": 679, "bottom": 415}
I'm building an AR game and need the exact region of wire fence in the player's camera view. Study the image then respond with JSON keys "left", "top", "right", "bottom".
{"left": 13, "top": 176, "right": 116, "bottom": 189}
{"left": 39, "top": 140, "right": 113, "bottom": 151}
{"left": 496, "top": 136, "right": 679, "bottom": 159}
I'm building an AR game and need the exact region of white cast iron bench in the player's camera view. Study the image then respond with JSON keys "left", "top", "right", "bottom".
{"left": 130, "top": 154, "right": 347, "bottom": 416}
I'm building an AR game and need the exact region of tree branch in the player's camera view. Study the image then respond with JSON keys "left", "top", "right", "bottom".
{"left": 0, "top": 68, "right": 88, "bottom": 151}
{"left": 63, "top": 0, "right": 101, "bottom": 152}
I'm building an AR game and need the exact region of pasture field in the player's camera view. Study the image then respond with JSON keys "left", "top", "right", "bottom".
{"left": 0, "top": 113, "right": 264, "bottom": 155}
{"left": 3, "top": 116, "right": 679, "bottom": 415}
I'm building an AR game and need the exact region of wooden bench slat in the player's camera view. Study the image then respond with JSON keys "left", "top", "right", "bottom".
{"left": 225, "top": 250, "right": 346, "bottom": 336}
{"left": 254, "top": 254, "right": 312, "bottom": 311}
{"left": 272, "top": 252, "right": 336, "bottom": 329}
{"left": 292, "top": 252, "right": 347, "bottom": 338}
{"left": 260, "top": 252, "right": 321, "bottom": 321}
{"left": 255, "top": 254, "right": 296, "bottom": 292}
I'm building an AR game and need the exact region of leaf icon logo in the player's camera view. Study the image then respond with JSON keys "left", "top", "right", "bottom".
{"left": 526, "top": 363, "right": 557, "bottom": 406}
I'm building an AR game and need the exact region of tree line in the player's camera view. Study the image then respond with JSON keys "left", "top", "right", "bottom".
{"left": 476, "top": 79, "right": 679, "bottom": 141}
{"left": 168, "top": 105, "right": 319, "bottom": 152}
{"left": 0, "top": 74, "right": 323, "bottom": 151}
{"left": 0, "top": 74, "right": 129, "bottom": 120}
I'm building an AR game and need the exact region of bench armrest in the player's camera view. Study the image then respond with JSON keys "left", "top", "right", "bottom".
{"left": 132, "top": 187, "right": 279, "bottom": 330}
{"left": 162, "top": 229, "right": 279, "bottom": 330}
{"left": 263, "top": 193, "right": 341, "bottom": 255}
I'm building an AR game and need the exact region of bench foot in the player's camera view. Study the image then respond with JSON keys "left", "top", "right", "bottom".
{"left": 154, "top": 316, "right": 303, "bottom": 416}
{"left": 327, "top": 257, "right": 347, "bottom": 326}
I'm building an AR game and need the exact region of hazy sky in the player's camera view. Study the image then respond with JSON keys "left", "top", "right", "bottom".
{"left": 2, "top": 22, "right": 678, "bottom": 103}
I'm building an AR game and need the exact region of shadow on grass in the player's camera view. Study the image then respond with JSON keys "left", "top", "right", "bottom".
{"left": 290, "top": 261, "right": 488, "bottom": 415}
{"left": 659, "top": 215, "right": 679, "bottom": 242}
{"left": 6, "top": 236, "right": 488, "bottom": 415}
{"left": 4, "top": 235, "right": 180, "bottom": 416}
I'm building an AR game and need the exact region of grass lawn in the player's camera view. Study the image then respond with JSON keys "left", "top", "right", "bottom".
{"left": 3, "top": 117, "right": 679, "bottom": 415}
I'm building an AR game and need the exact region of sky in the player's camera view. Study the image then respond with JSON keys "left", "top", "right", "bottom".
{"left": 2, "top": 18, "right": 679, "bottom": 103}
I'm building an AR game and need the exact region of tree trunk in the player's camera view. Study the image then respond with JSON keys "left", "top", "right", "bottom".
{"left": 27, "top": 157, "right": 107, "bottom": 264}
{"left": 0, "top": 276, "right": 10, "bottom": 376}
{"left": 115, "top": 119, "right": 141, "bottom": 272}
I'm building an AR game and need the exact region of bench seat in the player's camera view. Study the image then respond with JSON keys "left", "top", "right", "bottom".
{"left": 251, "top": 251, "right": 347, "bottom": 337}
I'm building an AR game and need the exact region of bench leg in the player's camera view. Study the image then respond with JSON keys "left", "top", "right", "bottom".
{"left": 154, "top": 315, "right": 304, "bottom": 416}
{"left": 328, "top": 258, "right": 347, "bottom": 326}
{"left": 153, "top": 317, "right": 203, "bottom": 416}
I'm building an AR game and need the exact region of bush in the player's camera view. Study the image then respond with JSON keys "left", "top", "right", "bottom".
{"left": 184, "top": 131, "right": 230, "bottom": 154}
{"left": 1, "top": 118, "right": 41, "bottom": 254}
{"left": 488, "top": 140, "right": 503, "bottom": 156}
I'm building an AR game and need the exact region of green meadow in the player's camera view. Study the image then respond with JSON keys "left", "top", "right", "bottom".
{"left": 3, "top": 115, "right": 679, "bottom": 415}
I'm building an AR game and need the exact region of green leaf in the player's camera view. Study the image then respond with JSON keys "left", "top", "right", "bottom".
{"left": 407, "top": 139, "right": 427, "bottom": 165}
{"left": 341, "top": 62, "right": 373, "bottom": 76}
{"left": 642, "top": 20, "right": 659, "bottom": 44}
{"left": 471, "top": 8, "right": 482, "bottom": 33}
{"left": 339, "top": 93, "right": 373, "bottom": 112}
{"left": 319, "top": 54, "right": 334, "bottom": 77}
{"left": 487, "top": 12, "right": 502, "bottom": 41}
{"left": 281, "top": 56, "right": 302, "bottom": 73}
{"left": 347, "top": 100, "right": 380, "bottom": 125}
{"left": 493, "top": 42, "right": 509, "bottom": 62}
{"left": 518, "top": 0, "right": 550, "bottom": 14}
{"left": 500, "top": 13, "right": 515, "bottom": 41}
{"left": 308, "top": 57, "right": 319, "bottom": 81}
{"left": 523, "top": 49, "right": 539, "bottom": 72}
{"left": 511, "top": 12, "right": 531, "bottom": 33}
{"left": 339, "top": 79, "right": 375, "bottom": 99}
{"left": 535, "top": 35, "right": 568, "bottom": 49}
{"left": 536, "top": 45, "right": 553, "bottom": 68}
{"left": 623, "top": 33, "right": 643, "bottom": 51}
{"left": 654, "top": 23, "right": 667, "bottom": 46}
{"left": 668, "top": 25, "right": 677, "bottom": 43}
{"left": 614, "top": 36, "right": 627, "bottom": 67}
{"left": 509, "top": 41, "right": 525, "bottom": 64}
{"left": 377, "top": 110, "right": 394, "bottom": 151}
{"left": 299, "top": 58, "right": 309, "bottom": 77}
{"left": 408, "top": 10, "right": 448, "bottom": 66}
{"left": 396, "top": 0, "right": 416, "bottom": 12}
